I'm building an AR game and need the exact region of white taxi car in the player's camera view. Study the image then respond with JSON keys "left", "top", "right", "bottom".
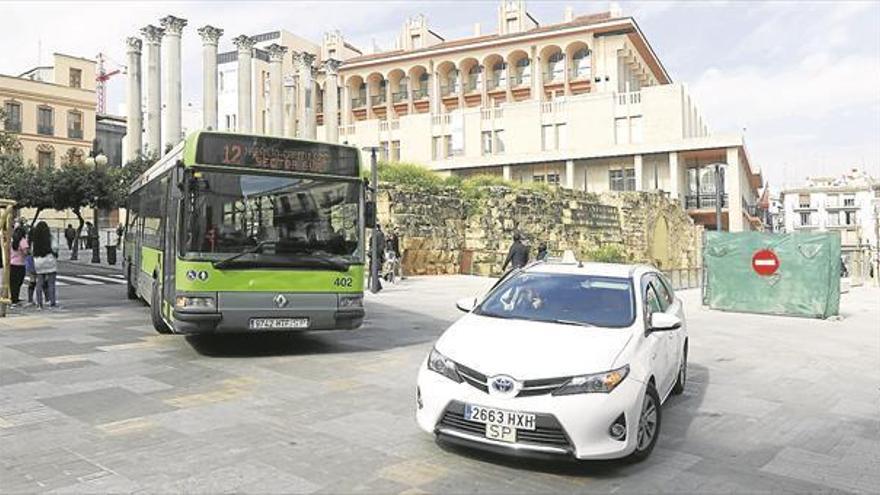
{"left": 416, "top": 260, "right": 687, "bottom": 462}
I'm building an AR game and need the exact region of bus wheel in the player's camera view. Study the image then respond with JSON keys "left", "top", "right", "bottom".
{"left": 151, "top": 282, "right": 173, "bottom": 334}
{"left": 126, "top": 266, "right": 138, "bottom": 300}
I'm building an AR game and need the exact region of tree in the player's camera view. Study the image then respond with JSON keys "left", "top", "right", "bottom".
{"left": 107, "top": 152, "right": 156, "bottom": 209}
{"left": 0, "top": 109, "right": 21, "bottom": 155}
{"left": 53, "top": 162, "right": 96, "bottom": 259}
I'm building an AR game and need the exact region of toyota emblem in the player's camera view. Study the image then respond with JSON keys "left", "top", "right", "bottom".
{"left": 489, "top": 375, "right": 520, "bottom": 397}
{"left": 273, "top": 294, "right": 288, "bottom": 308}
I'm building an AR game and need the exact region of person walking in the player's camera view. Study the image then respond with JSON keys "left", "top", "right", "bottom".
{"left": 502, "top": 232, "right": 530, "bottom": 272}
{"left": 8, "top": 226, "right": 29, "bottom": 306}
{"left": 84, "top": 221, "right": 94, "bottom": 250}
{"left": 64, "top": 224, "right": 76, "bottom": 251}
{"left": 31, "top": 221, "right": 58, "bottom": 309}
{"left": 536, "top": 242, "right": 549, "bottom": 261}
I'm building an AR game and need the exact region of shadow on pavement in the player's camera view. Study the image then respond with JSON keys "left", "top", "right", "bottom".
{"left": 184, "top": 298, "right": 455, "bottom": 358}
{"left": 434, "top": 363, "right": 710, "bottom": 478}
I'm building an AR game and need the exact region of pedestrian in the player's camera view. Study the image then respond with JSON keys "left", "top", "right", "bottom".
{"left": 369, "top": 225, "right": 385, "bottom": 290}
{"left": 31, "top": 221, "right": 58, "bottom": 309}
{"left": 64, "top": 224, "right": 76, "bottom": 251}
{"left": 536, "top": 242, "right": 549, "bottom": 261}
{"left": 116, "top": 223, "right": 124, "bottom": 246}
{"left": 8, "top": 226, "right": 29, "bottom": 306}
{"left": 84, "top": 221, "right": 93, "bottom": 250}
{"left": 502, "top": 232, "right": 530, "bottom": 272}
{"left": 387, "top": 229, "right": 403, "bottom": 280}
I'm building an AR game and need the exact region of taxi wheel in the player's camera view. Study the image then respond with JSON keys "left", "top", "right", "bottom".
{"left": 672, "top": 343, "right": 688, "bottom": 395}
{"left": 151, "top": 281, "right": 173, "bottom": 334}
{"left": 626, "top": 382, "right": 661, "bottom": 463}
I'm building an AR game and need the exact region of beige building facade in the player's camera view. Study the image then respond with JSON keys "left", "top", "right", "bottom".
{"left": 1, "top": 53, "right": 98, "bottom": 228}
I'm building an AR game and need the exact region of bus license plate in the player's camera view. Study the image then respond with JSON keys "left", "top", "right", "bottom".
{"left": 249, "top": 318, "right": 309, "bottom": 330}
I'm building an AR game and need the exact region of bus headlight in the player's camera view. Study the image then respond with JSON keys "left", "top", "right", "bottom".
{"left": 338, "top": 295, "right": 363, "bottom": 309}
{"left": 175, "top": 296, "right": 215, "bottom": 309}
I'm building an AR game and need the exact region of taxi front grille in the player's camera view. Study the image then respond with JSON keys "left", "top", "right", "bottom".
{"left": 437, "top": 401, "right": 572, "bottom": 449}
{"left": 455, "top": 362, "right": 569, "bottom": 398}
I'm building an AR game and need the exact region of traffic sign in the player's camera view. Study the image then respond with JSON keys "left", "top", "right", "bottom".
{"left": 752, "top": 249, "right": 780, "bottom": 276}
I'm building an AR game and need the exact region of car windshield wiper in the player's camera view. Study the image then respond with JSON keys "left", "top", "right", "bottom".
{"left": 212, "top": 240, "right": 277, "bottom": 269}
{"left": 548, "top": 319, "right": 594, "bottom": 327}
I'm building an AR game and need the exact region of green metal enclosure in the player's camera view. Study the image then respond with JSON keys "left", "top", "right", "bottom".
{"left": 703, "top": 232, "right": 841, "bottom": 319}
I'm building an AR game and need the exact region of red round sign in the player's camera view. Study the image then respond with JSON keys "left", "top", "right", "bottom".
{"left": 752, "top": 249, "right": 780, "bottom": 276}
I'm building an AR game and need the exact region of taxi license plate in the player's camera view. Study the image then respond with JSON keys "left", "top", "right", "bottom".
{"left": 464, "top": 404, "right": 536, "bottom": 444}
{"left": 249, "top": 318, "right": 309, "bottom": 330}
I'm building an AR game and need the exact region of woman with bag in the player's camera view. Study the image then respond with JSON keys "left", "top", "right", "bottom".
{"left": 30, "top": 221, "right": 58, "bottom": 309}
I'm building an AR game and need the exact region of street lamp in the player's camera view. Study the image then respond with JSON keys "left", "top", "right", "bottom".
{"left": 85, "top": 145, "right": 108, "bottom": 264}
{"left": 361, "top": 146, "right": 380, "bottom": 293}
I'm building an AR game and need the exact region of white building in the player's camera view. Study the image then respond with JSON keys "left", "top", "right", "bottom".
{"left": 781, "top": 168, "right": 880, "bottom": 277}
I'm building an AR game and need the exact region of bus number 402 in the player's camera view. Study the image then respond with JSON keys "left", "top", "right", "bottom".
{"left": 334, "top": 277, "right": 353, "bottom": 288}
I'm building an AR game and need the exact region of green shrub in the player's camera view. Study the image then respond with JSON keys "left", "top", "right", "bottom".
{"left": 585, "top": 244, "right": 628, "bottom": 263}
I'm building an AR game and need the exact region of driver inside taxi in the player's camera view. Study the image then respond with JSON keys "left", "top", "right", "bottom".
{"left": 500, "top": 285, "right": 544, "bottom": 312}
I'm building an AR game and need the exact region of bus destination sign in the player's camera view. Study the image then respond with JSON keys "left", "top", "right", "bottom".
{"left": 195, "top": 133, "right": 359, "bottom": 177}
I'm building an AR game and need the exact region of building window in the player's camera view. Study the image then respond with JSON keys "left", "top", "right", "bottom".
{"left": 610, "top": 169, "right": 636, "bottom": 192}
{"left": 843, "top": 195, "right": 855, "bottom": 207}
{"left": 494, "top": 130, "right": 505, "bottom": 154}
{"left": 69, "top": 68, "right": 82, "bottom": 89}
{"left": 491, "top": 62, "right": 507, "bottom": 89}
{"left": 3, "top": 101, "right": 21, "bottom": 132}
{"left": 533, "top": 174, "right": 545, "bottom": 183}
{"left": 798, "top": 194, "right": 810, "bottom": 208}
{"left": 391, "top": 141, "right": 400, "bottom": 162}
{"left": 481, "top": 131, "right": 493, "bottom": 156}
{"left": 37, "top": 149, "right": 54, "bottom": 169}
{"left": 67, "top": 111, "right": 83, "bottom": 139}
{"left": 547, "top": 52, "right": 565, "bottom": 82}
{"left": 571, "top": 48, "right": 592, "bottom": 79}
{"left": 547, "top": 173, "right": 560, "bottom": 185}
{"left": 37, "top": 106, "right": 54, "bottom": 135}
{"left": 555, "top": 123, "right": 566, "bottom": 150}
{"left": 444, "top": 134, "right": 453, "bottom": 158}
{"left": 515, "top": 57, "right": 530, "bottom": 85}
{"left": 379, "top": 141, "right": 389, "bottom": 162}
{"left": 541, "top": 124, "right": 553, "bottom": 151}
{"left": 432, "top": 136, "right": 442, "bottom": 160}
{"left": 328, "top": 49, "right": 336, "bottom": 59}
{"left": 411, "top": 34, "right": 421, "bottom": 48}
{"left": 219, "top": 72, "right": 224, "bottom": 91}
{"left": 827, "top": 211, "right": 839, "bottom": 227}
{"left": 844, "top": 210, "right": 857, "bottom": 225}
{"left": 799, "top": 212, "right": 811, "bottom": 226}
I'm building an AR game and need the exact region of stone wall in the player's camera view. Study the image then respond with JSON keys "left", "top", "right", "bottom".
{"left": 377, "top": 183, "right": 702, "bottom": 276}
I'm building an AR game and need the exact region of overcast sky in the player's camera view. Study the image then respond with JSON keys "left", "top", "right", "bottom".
{"left": 2, "top": 1, "right": 878, "bottom": 189}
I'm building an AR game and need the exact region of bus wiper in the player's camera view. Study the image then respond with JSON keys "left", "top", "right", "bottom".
{"left": 212, "top": 240, "right": 277, "bottom": 269}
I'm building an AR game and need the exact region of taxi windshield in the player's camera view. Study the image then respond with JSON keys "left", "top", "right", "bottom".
{"left": 474, "top": 272, "right": 636, "bottom": 328}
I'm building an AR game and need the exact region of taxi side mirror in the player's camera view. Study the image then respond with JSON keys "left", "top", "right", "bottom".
{"left": 650, "top": 312, "right": 681, "bottom": 331}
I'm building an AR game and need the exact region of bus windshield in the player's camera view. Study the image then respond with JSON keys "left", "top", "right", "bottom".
{"left": 181, "top": 170, "right": 362, "bottom": 267}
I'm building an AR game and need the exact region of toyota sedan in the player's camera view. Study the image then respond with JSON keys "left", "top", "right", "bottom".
{"left": 416, "top": 261, "right": 687, "bottom": 462}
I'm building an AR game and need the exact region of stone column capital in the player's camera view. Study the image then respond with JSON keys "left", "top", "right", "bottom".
{"left": 293, "top": 51, "right": 316, "bottom": 69}
{"left": 322, "top": 58, "right": 341, "bottom": 77}
{"left": 266, "top": 44, "right": 289, "bottom": 63}
{"left": 197, "top": 25, "right": 223, "bottom": 46}
{"left": 140, "top": 25, "right": 165, "bottom": 44}
{"left": 233, "top": 35, "right": 256, "bottom": 52}
{"left": 125, "top": 37, "right": 143, "bottom": 54}
{"left": 159, "top": 15, "right": 188, "bottom": 36}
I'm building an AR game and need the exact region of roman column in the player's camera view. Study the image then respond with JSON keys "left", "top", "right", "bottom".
{"left": 266, "top": 44, "right": 288, "bottom": 136}
{"left": 322, "top": 59, "right": 341, "bottom": 143}
{"left": 232, "top": 35, "right": 255, "bottom": 132}
{"left": 284, "top": 73, "right": 297, "bottom": 137}
{"left": 160, "top": 15, "right": 187, "bottom": 149}
{"left": 197, "top": 25, "right": 223, "bottom": 130}
{"left": 295, "top": 52, "right": 316, "bottom": 138}
{"left": 140, "top": 25, "right": 164, "bottom": 155}
{"left": 125, "top": 37, "right": 143, "bottom": 161}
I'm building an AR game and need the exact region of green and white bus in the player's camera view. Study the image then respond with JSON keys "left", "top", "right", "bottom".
{"left": 123, "top": 131, "right": 371, "bottom": 335}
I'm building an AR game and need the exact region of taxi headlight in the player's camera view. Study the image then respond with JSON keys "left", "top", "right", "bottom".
{"left": 552, "top": 365, "right": 629, "bottom": 395}
{"left": 427, "top": 348, "right": 463, "bottom": 383}
{"left": 175, "top": 296, "right": 215, "bottom": 309}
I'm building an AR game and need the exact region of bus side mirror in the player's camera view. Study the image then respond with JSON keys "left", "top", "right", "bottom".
{"left": 365, "top": 201, "right": 377, "bottom": 228}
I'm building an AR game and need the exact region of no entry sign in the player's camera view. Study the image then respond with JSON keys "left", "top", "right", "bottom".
{"left": 752, "top": 249, "right": 780, "bottom": 276}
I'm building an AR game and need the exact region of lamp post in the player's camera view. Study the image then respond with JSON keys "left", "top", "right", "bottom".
{"left": 362, "top": 146, "right": 380, "bottom": 293}
{"left": 85, "top": 142, "right": 108, "bottom": 263}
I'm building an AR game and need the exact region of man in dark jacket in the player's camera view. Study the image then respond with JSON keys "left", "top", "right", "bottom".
{"left": 64, "top": 224, "right": 76, "bottom": 250}
{"left": 502, "top": 233, "right": 530, "bottom": 271}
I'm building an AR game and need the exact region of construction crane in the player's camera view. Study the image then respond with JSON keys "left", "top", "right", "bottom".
{"left": 96, "top": 52, "right": 125, "bottom": 114}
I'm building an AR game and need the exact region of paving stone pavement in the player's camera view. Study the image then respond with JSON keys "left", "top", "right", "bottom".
{"left": 0, "top": 276, "right": 878, "bottom": 494}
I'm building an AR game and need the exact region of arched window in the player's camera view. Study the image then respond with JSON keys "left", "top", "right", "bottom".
{"left": 515, "top": 57, "right": 530, "bottom": 85}
{"left": 466, "top": 65, "right": 482, "bottom": 92}
{"left": 419, "top": 72, "right": 429, "bottom": 86}
{"left": 547, "top": 52, "right": 565, "bottom": 82}
{"left": 572, "top": 48, "right": 592, "bottom": 79}
{"left": 492, "top": 62, "right": 507, "bottom": 88}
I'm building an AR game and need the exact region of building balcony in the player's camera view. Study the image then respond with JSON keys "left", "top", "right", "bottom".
{"left": 351, "top": 97, "right": 366, "bottom": 108}
{"left": 486, "top": 78, "right": 506, "bottom": 91}
{"left": 825, "top": 202, "right": 858, "bottom": 210}
{"left": 440, "top": 84, "right": 458, "bottom": 97}
{"left": 543, "top": 71, "right": 564, "bottom": 84}
{"left": 68, "top": 128, "right": 83, "bottom": 139}
{"left": 463, "top": 76, "right": 479, "bottom": 93}
{"left": 392, "top": 90, "right": 408, "bottom": 103}
{"left": 37, "top": 125, "right": 54, "bottom": 136}
{"left": 370, "top": 94, "right": 386, "bottom": 106}
{"left": 570, "top": 67, "right": 591, "bottom": 80}
{"left": 794, "top": 222, "right": 820, "bottom": 229}
{"left": 685, "top": 193, "right": 728, "bottom": 210}
{"left": 411, "top": 87, "right": 428, "bottom": 100}
{"left": 510, "top": 73, "right": 529, "bottom": 87}
{"left": 4, "top": 121, "right": 21, "bottom": 133}
{"left": 793, "top": 204, "right": 817, "bottom": 211}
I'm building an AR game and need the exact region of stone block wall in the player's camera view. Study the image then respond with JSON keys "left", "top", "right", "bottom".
{"left": 376, "top": 183, "right": 702, "bottom": 276}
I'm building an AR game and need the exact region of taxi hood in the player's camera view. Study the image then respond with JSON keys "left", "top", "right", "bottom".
{"left": 435, "top": 313, "right": 634, "bottom": 379}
